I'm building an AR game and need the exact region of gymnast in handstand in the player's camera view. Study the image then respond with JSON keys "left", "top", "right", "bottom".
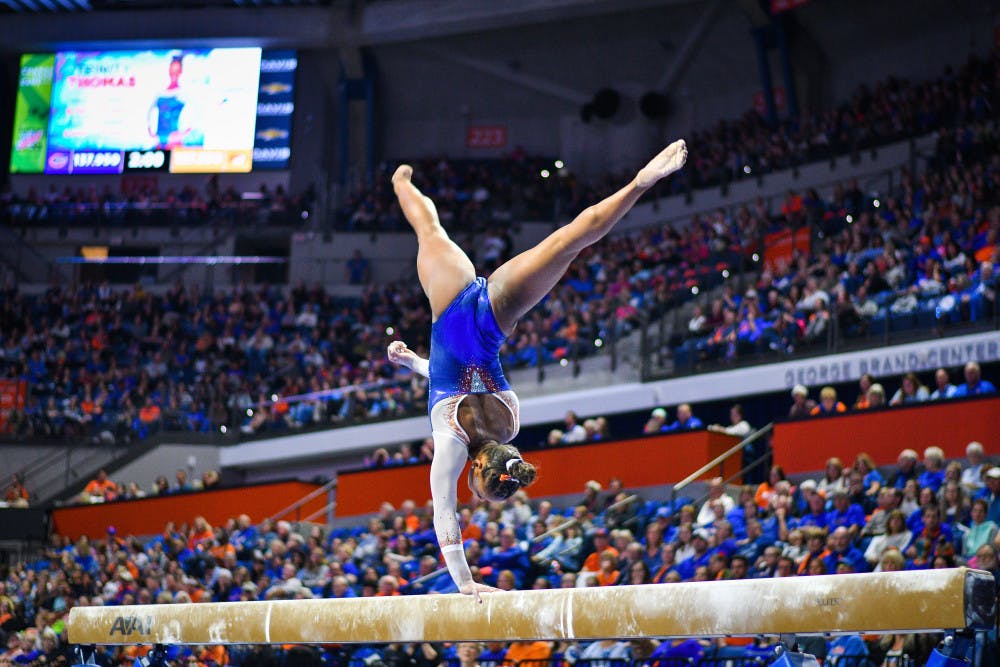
{"left": 386, "top": 140, "right": 688, "bottom": 597}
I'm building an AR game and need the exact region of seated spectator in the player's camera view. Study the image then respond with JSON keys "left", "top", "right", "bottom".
{"left": 708, "top": 403, "right": 751, "bottom": 437}
{"left": 754, "top": 465, "right": 787, "bottom": 511}
{"left": 862, "top": 487, "right": 903, "bottom": 538}
{"left": 827, "top": 634, "right": 869, "bottom": 666}
{"left": 904, "top": 505, "right": 954, "bottom": 568}
{"left": 889, "top": 372, "right": 930, "bottom": 405}
{"left": 929, "top": 367, "right": 957, "bottom": 400}
{"left": 696, "top": 478, "right": 735, "bottom": 525}
{"left": 962, "top": 498, "right": 998, "bottom": 558}
{"left": 953, "top": 361, "right": 996, "bottom": 397}
{"left": 816, "top": 457, "right": 847, "bottom": 498}
{"left": 82, "top": 469, "right": 117, "bottom": 503}
{"left": 979, "top": 466, "right": 1000, "bottom": 524}
{"left": 853, "top": 452, "right": 883, "bottom": 499}
{"left": 479, "top": 527, "right": 531, "bottom": 589}
{"left": 852, "top": 373, "right": 875, "bottom": 410}
{"left": 675, "top": 529, "right": 712, "bottom": 581}
{"left": 795, "top": 528, "right": 830, "bottom": 575}
{"left": 826, "top": 490, "right": 866, "bottom": 538}
{"left": 4, "top": 474, "right": 29, "bottom": 507}
{"left": 798, "top": 490, "right": 830, "bottom": 531}
{"left": 661, "top": 403, "right": 703, "bottom": 432}
{"left": 502, "top": 641, "right": 551, "bottom": 666}
{"left": 892, "top": 449, "right": 920, "bottom": 489}
{"left": 961, "top": 441, "right": 988, "bottom": 496}
{"left": 918, "top": 446, "right": 947, "bottom": 493}
{"left": 788, "top": 384, "right": 816, "bottom": 418}
{"left": 561, "top": 411, "right": 587, "bottom": 444}
{"left": 809, "top": 386, "right": 847, "bottom": 416}
{"left": 864, "top": 510, "right": 912, "bottom": 571}
{"left": 578, "top": 639, "right": 631, "bottom": 664}
{"left": 824, "top": 526, "right": 867, "bottom": 574}
{"left": 864, "top": 383, "right": 887, "bottom": 409}
{"left": 643, "top": 408, "right": 668, "bottom": 434}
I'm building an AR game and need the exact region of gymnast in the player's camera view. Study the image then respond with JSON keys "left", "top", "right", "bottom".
{"left": 386, "top": 140, "right": 688, "bottom": 598}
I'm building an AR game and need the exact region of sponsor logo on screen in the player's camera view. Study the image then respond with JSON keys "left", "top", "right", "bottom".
{"left": 46, "top": 151, "right": 70, "bottom": 171}
{"left": 256, "top": 128, "right": 289, "bottom": 142}
{"left": 260, "top": 82, "right": 293, "bottom": 96}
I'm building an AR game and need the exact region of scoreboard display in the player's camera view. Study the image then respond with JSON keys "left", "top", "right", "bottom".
{"left": 10, "top": 48, "right": 297, "bottom": 174}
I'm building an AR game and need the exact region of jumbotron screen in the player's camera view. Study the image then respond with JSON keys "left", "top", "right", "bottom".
{"left": 9, "top": 48, "right": 297, "bottom": 174}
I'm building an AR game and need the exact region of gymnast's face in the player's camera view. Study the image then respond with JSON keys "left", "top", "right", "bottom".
{"left": 467, "top": 454, "right": 488, "bottom": 502}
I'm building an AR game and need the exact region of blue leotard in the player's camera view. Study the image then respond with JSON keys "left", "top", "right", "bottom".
{"left": 428, "top": 277, "right": 511, "bottom": 412}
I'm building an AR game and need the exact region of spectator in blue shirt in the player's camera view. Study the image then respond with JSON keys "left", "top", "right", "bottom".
{"left": 918, "top": 446, "right": 946, "bottom": 493}
{"left": 823, "top": 527, "right": 868, "bottom": 574}
{"left": 826, "top": 490, "right": 866, "bottom": 538}
{"left": 892, "top": 449, "right": 920, "bottom": 489}
{"left": 799, "top": 490, "right": 831, "bottom": 530}
{"left": 952, "top": 361, "right": 996, "bottom": 397}
{"left": 929, "top": 367, "right": 956, "bottom": 400}
{"left": 661, "top": 403, "right": 704, "bottom": 432}
{"left": 478, "top": 527, "right": 531, "bottom": 588}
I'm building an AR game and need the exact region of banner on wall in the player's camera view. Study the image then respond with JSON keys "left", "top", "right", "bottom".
{"left": 466, "top": 125, "right": 507, "bottom": 149}
{"left": 763, "top": 227, "right": 810, "bottom": 273}
{"left": 0, "top": 379, "right": 27, "bottom": 433}
{"left": 253, "top": 50, "right": 297, "bottom": 170}
{"left": 9, "top": 53, "right": 54, "bottom": 174}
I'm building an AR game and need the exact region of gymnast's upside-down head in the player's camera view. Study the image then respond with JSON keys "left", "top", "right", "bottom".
{"left": 467, "top": 441, "right": 537, "bottom": 502}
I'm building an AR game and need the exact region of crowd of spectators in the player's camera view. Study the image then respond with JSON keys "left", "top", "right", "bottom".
{"left": 1, "top": 443, "right": 998, "bottom": 667}
{"left": 672, "top": 121, "right": 1000, "bottom": 369}
{"left": 74, "top": 468, "right": 222, "bottom": 506}
{"left": 332, "top": 52, "right": 999, "bottom": 235}
{"left": 787, "top": 362, "right": 996, "bottom": 419}
{"left": 0, "top": 179, "right": 316, "bottom": 229}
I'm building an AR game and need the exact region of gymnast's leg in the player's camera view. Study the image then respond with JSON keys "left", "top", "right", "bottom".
{"left": 487, "top": 140, "right": 687, "bottom": 334}
{"left": 393, "top": 165, "right": 476, "bottom": 319}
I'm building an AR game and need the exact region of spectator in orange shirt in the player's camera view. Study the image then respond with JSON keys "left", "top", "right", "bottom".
{"left": 210, "top": 529, "right": 236, "bottom": 565}
{"left": 188, "top": 516, "right": 215, "bottom": 550}
{"left": 809, "top": 386, "right": 847, "bottom": 416}
{"left": 595, "top": 550, "right": 621, "bottom": 586}
{"left": 4, "top": 474, "right": 29, "bottom": 507}
{"left": 83, "top": 469, "right": 117, "bottom": 502}
{"left": 503, "top": 641, "right": 552, "bottom": 666}
{"left": 459, "top": 508, "right": 482, "bottom": 542}
{"left": 581, "top": 529, "right": 618, "bottom": 573}
{"left": 376, "top": 574, "right": 401, "bottom": 596}
{"left": 138, "top": 397, "right": 162, "bottom": 425}
{"left": 197, "top": 645, "right": 229, "bottom": 667}
{"left": 852, "top": 373, "right": 875, "bottom": 409}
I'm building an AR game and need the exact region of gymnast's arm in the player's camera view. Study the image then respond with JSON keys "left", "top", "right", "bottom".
{"left": 387, "top": 340, "right": 429, "bottom": 377}
{"left": 429, "top": 430, "right": 500, "bottom": 600}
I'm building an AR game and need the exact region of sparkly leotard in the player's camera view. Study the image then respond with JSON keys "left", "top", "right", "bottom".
{"left": 427, "top": 277, "right": 518, "bottom": 445}
{"left": 429, "top": 277, "right": 512, "bottom": 410}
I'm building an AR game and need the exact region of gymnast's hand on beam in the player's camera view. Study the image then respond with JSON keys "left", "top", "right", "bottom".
{"left": 459, "top": 581, "right": 502, "bottom": 602}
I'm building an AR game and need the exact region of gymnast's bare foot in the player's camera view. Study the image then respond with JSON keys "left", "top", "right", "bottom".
{"left": 635, "top": 139, "right": 687, "bottom": 189}
{"left": 392, "top": 164, "right": 413, "bottom": 186}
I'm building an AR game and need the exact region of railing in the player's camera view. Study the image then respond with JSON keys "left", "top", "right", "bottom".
{"left": 404, "top": 494, "right": 642, "bottom": 592}
{"left": 669, "top": 424, "right": 774, "bottom": 512}
{"left": 264, "top": 478, "right": 337, "bottom": 525}
{"left": 642, "top": 290, "right": 1000, "bottom": 383}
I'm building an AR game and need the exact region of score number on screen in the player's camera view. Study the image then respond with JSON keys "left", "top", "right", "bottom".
{"left": 72, "top": 150, "right": 122, "bottom": 170}
{"left": 126, "top": 150, "right": 168, "bottom": 171}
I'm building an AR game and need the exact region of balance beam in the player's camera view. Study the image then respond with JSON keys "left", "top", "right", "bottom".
{"left": 68, "top": 568, "right": 995, "bottom": 646}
